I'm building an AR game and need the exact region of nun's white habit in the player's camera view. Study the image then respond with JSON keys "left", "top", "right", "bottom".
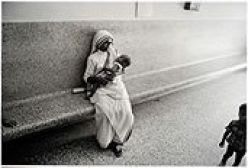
{"left": 84, "top": 30, "right": 134, "bottom": 148}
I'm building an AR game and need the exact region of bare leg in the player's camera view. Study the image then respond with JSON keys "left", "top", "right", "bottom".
{"left": 219, "top": 145, "right": 235, "bottom": 166}
{"left": 232, "top": 151, "right": 245, "bottom": 166}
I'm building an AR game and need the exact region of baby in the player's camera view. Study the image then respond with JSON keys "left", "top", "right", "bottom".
{"left": 86, "top": 54, "right": 131, "bottom": 98}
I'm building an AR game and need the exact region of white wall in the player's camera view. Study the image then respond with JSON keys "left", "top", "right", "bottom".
{"left": 2, "top": 1, "right": 246, "bottom": 22}
{"left": 2, "top": 2, "right": 135, "bottom": 22}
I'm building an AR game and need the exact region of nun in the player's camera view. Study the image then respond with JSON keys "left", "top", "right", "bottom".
{"left": 84, "top": 30, "right": 134, "bottom": 157}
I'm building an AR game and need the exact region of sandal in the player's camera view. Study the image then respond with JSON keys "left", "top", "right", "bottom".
{"left": 113, "top": 145, "right": 123, "bottom": 158}
{"left": 108, "top": 142, "right": 123, "bottom": 157}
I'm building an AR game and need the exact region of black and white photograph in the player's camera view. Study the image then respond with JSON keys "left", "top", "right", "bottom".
{"left": 1, "top": 0, "right": 247, "bottom": 166}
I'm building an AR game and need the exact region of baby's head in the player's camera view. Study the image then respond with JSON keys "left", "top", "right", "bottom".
{"left": 115, "top": 55, "right": 131, "bottom": 69}
{"left": 238, "top": 103, "right": 246, "bottom": 122}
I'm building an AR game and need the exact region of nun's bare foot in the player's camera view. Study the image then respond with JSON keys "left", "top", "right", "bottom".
{"left": 108, "top": 142, "right": 123, "bottom": 157}
{"left": 112, "top": 144, "right": 123, "bottom": 158}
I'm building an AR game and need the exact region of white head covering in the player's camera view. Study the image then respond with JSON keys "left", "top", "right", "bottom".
{"left": 91, "top": 30, "right": 114, "bottom": 54}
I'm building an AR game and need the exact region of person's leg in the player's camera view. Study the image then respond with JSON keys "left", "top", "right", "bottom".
{"left": 95, "top": 108, "right": 123, "bottom": 157}
{"left": 232, "top": 151, "right": 245, "bottom": 166}
{"left": 95, "top": 106, "right": 115, "bottom": 149}
{"left": 110, "top": 99, "right": 134, "bottom": 157}
{"left": 114, "top": 99, "right": 134, "bottom": 143}
{"left": 219, "top": 145, "right": 235, "bottom": 166}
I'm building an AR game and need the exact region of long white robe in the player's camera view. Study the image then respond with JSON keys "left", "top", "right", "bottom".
{"left": 84, "top": 45, "right": 134, "bottom": 148}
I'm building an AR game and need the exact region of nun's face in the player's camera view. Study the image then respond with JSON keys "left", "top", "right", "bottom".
{"left": 98, "top": 41, "right": 112, "bottom": 52}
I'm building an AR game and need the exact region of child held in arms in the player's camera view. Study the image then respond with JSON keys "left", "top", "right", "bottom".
{"left": 86, "top": 55, "right": 131, "bottom": 98}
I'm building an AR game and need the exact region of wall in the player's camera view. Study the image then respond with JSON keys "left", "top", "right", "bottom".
{"left": 2, "top": 2, "right": 135, "bottom": 21}
{"left": 2, "top": 2, "right": 246, "bottom": 21}
{"left": 2, "top": 2, "right": 246, "bottom": 103}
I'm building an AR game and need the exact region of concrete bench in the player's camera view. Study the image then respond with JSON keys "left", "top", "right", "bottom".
{"left": 2, "top": 54, "right": 246, "bottom": 142}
